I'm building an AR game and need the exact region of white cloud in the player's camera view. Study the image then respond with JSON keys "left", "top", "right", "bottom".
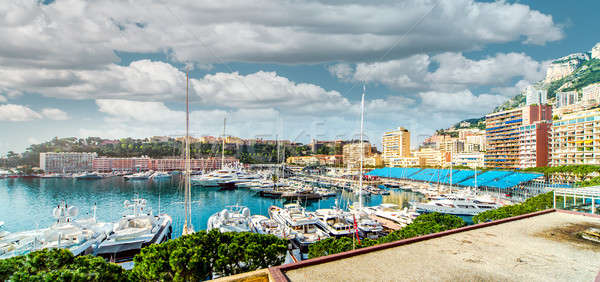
{"left": 0, "top": 60, "right": 186, "bottom": 100}
{"left": 41, "top": 108, "right": 69, "bottom": 120}
{"left": 0, "top": 104, "right": 42, "bottom": 121}
{"left": 333, "top": 52, "right": 546, "bottom": 94}
{"left": 419, "top": 90, "right": 507, "bottom": 115}
{"left": 327, "top": 64, "right": 353, "bottom": 81}
{"left": 0, "top": 95, "right": 6, "bottom": 103}
{"left": 0, "top": 0, "right": 563, "bottom": 70}
{"left": 192, "top": 71, "right": 351, "bottom": 114}
{"left": 425, "top": 52, "right": 547, "bottom": 90}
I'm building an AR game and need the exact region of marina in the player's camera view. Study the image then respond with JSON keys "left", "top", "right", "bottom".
{"left": 0, "top": 175, "right": 426, "bottom": 257}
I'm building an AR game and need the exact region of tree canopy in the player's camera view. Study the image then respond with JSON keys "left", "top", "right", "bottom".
{"left": 130, "top": 230, "right": 287, "bottom": 281}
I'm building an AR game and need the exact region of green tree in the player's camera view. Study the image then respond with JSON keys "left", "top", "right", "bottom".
{"left": 0, "top": 248, "right": 127, "bottom": 281}
{"left": 131, "top": 230, "right": 287, "bottom": 281}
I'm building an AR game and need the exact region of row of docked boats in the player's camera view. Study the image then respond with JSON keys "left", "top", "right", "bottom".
{"left": 0, "top": 197, "right": 172, "bottom": 263}
{"left": 206, "top": 200, "right": 422, "bottom": 252}
{"left": 33, "top": 170, "right": 175, "bottom": 180}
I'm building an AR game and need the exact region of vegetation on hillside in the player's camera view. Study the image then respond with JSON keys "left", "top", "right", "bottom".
{"left": 308, "top": 213, "right": 465, "bottom": 259}
{"left": 1, "top": 137, "right": 312, "bottom": 167}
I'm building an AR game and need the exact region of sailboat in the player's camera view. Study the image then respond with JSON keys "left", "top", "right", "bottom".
{"left": 348, "top": 84, "right": 384, "bottom": 239}
{"left": 182, "top": 70, "right": 194, "bottom": 236}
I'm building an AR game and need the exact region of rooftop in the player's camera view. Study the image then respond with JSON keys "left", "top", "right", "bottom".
{"left": 270, "top": 210, "right": 600, "bottom": 281}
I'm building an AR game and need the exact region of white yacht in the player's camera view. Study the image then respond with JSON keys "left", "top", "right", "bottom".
{"left": 269, "top": 203, "right": 329, "bottom": 251}
{"left": 95, "top": 197, "right": 172, "bottom": 262}
{"left": 0, "top": 203, "right": 112, "bottom": 259}
{"left": 346, "top": 206, "right": 384, "bottom": 239}
{"left": 0, "top": 222, "right": 8, "bottom": 238}
{"left": 191, "top": 167, "right": 259, "bottom": 187}
{"left": 314, "top": 208, "right": 353, "bottom": 237}
{"left": 412, "top": 193, "right": 503, "bottom": 216}
{"left": 250, "top": 215, "right": 295, "bottom": 240}
{"left": 366, "top": 203, "right": 417, "bottom": 227}
{"left": 150, "top": 171, "right": 171, "bottom": 180}
{"left": 124, "top": 171, "right": 153, "bottom": 181}
{"left": 206, "top": 205, "right": 252, "bottom": 233}
{"left": 73, "top": 172, "right": 103, "bottom": 179}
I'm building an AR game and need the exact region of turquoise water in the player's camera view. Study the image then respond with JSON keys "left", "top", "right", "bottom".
{"left": 0, "top": 177, "right": 426, "bottom": 238}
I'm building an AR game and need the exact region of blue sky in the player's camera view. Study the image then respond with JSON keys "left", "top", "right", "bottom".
{"left": 0, "top": 0, "right": 599, "bottom": 153}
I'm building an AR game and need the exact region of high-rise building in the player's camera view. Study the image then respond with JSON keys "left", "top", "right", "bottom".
{"left": 453, "top": 152, "right": 485, "bottom": 168}
{"left": 556, "top": 91, "right": 580, "bottom": 108}
{"left": 582, "top": 83, "right": 600, "bottom": 105}
{"left": 550, "top": 109, "right": 600, "bottom": 166}
{"left": 40, "top": 152, "right": 98, "bottom": 173}
{"left": 525, "top": 85, "right": 548, "bottom": 106}
{"left": 485, "top": 105, "right": 552, "bottom": 169}
{"left": 343, "top": 142, "right": 377, "bottom": 168}
{"left": 382, "top": 127, "right": 410, "bottom": 165}
{"left": 592, "top": 42, "right": 600, "bottom": 59}
{"left": 518, "top": 121, "right": 552, "bottom": 168}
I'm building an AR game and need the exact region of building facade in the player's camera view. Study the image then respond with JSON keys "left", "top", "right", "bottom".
{"left": 286, "top": 155, "right": 343, "bottom": 166}
{"left": 382, "top": 127, "right": 411, "bottom": 165}
{"left": 414, "top": 148, "right": 446, "bottom": 167}
{"left": 343, "top": 142, "right": 376, "bottom": 168}
{"left": 518, "top": 121, "right": 551, "bottom": 168}
{"left": 92, "top": 157, "right": 238, "bottom": 172}
{"left": 550, "top": 109, "right": 600, "bottom": 166}
{"left": 485, "top": 104, "right": 552, "bottom": 169}
{"left": 40, "top": 152, "right": 98, "bottom": 173}
{"left": 525, "top": 85, "right": 548, "bottom": 106}
{"left": 453, "top": 152, "right": 485, "bottom": 168}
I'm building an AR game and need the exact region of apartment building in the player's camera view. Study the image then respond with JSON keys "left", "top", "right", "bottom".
{"left": 414, "top": 148, "right": 447, "bottom": 167}
{"left": 92, "top": 157, "right": 238, "bottom": 172}
{"left": 525, "top": 85, "right": 548, "bottom": 106}
{"left": 382, "top": 127, "right": 411, "bottom": 166}
{"left": 453, "top": 152, "right": 484, "bottom": 168}
{"left": 518, "top": 121, "right": 551, "bottom": 168}
{"left": 39, "top": 152, "right": 98, "bottom": 173}
{"left": 343, "top": 142, "right": 379, "bottom": 168}
{"left": 550, "top": 109, "right": 600, "bottom": 166}
{"left": 485, "top": 104, "right": 552, "bottom": 169}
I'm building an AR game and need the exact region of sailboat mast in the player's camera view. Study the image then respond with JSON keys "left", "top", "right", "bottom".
{"left": 359, "top": 84, "right": 365, "bottom": 209}
{"left": 222, "top": 117, "right": 226, "bottom": 168}
{"left": 183, "top": 70, "right": 193, "bottom": 235}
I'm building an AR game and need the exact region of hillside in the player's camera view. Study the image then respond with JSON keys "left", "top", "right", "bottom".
{"left": 492, "top": 58, "right": 600, "bottom": 113}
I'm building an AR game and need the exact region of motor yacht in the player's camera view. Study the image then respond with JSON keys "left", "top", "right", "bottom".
{"left": 0, "top": 203, "right": 112, "bottom": 259}
{"left": 95, "top": 197, "right": 172, "bottom": 262}
{"left": 73, "top": 172, "right": 103, "bottom": 179}
{"left": 314, "top": 208, "right": 353, "bottom": 237}
{"left": 250, "top": 215, "right": 295, "bottom": 240}
{"left": 150, "top": 171, "right": 171, "bottom": 180}
{"left": 269, "top": 203, "right": 329, "bottom": 252}
{"left": 124, "top": 171, "right": 153, "bottom": 181}
{"left": 206, "top": 205, "right": 252, "bottom": 233}
{"left": 411, "top": 192, "right": 503, "bottom": 216}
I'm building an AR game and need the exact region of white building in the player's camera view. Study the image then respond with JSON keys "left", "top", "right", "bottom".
{"left": 592, "top": 42, "right": 600, "bottom": 59}
{"left": 556, "top": 90, "right": 580, "bottom": 108}
{"left": 453, "top": 152, "right": 484, "bottom": 169}
{"left": 386, "top": 157, "right": 419, "bottom": 167}
{"left": 40, "top": 152, "right": 98, "bottom": 173}
{"left": 582, "top": 83, "right": 600, "bottom": 105}
{"left": 525, "top": 85, "right": 548, "bottom": 106}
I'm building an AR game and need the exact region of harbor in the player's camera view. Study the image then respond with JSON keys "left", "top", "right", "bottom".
{"left": 0, "top": 174, "right": 425, "bottom": 258}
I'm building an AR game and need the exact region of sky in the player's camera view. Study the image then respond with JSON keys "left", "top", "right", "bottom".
{"left": 0, "top": 0, "right": 599, "bottom": 153}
